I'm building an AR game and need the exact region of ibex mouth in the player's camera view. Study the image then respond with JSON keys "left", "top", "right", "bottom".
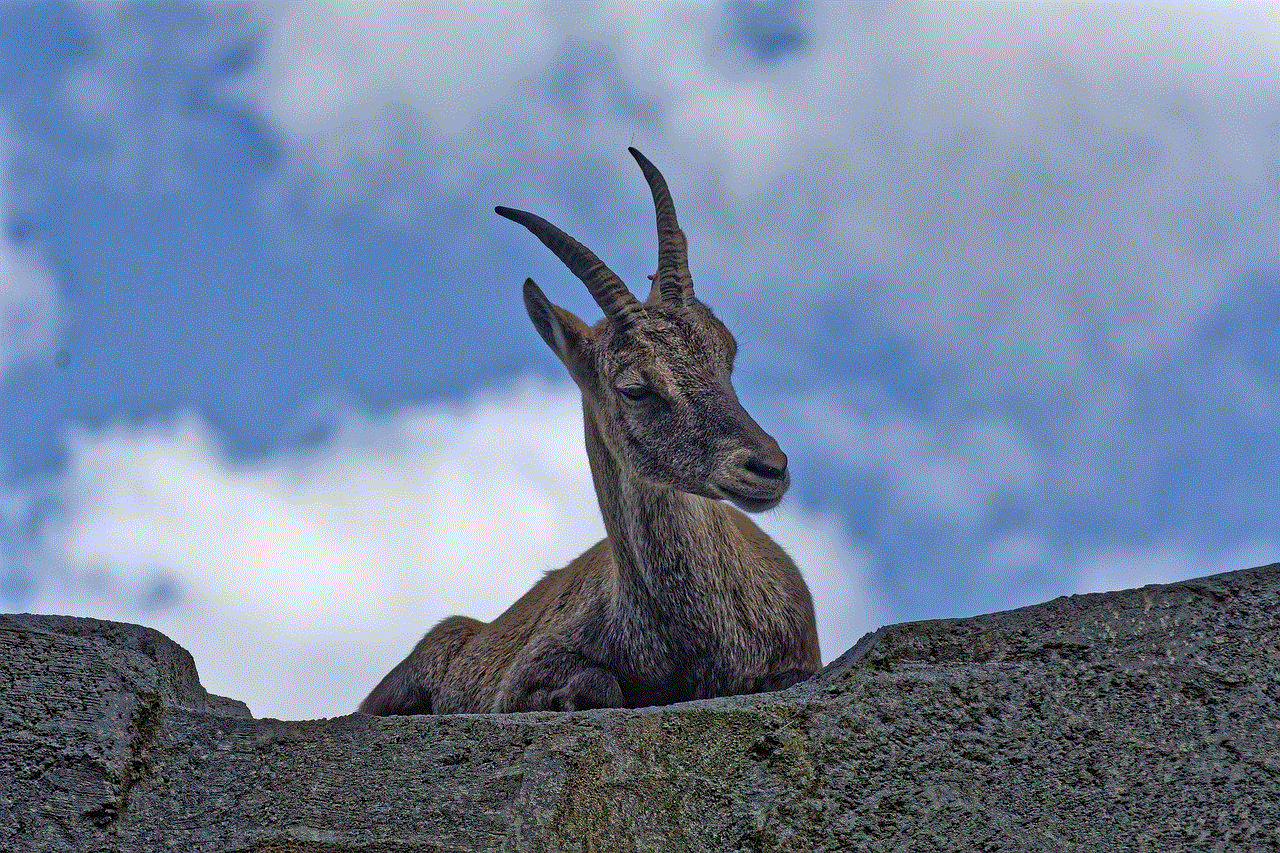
{"left": 715, "top": 484, "right": 787, "bottom": 513}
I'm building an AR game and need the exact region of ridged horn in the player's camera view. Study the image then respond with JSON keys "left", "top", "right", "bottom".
{"left": 629, "top": 147, "right": 694, "bottom": 305}
{"left": 495, "top": 206, "right": 643, "bottom": 328}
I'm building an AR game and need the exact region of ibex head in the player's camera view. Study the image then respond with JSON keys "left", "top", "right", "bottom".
{"left": 497, "top": 148, "right": 789, "bottom": 512}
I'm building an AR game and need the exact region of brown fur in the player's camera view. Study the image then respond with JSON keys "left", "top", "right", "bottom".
{"left": 360, "top": 150, "right": 819, "bottom": 715}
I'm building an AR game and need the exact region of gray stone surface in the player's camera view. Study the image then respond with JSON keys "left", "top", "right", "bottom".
{"left": 2, "top": 564, "right": 1278, "bottom": 852}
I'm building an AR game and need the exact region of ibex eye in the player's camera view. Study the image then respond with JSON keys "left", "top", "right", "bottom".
{"left": 618, "top": 385, "right": 651, "bottom": 400}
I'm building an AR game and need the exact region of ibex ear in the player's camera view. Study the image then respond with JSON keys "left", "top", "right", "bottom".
{"left": 523, "top": 278, "right": 590, "bottom": 369}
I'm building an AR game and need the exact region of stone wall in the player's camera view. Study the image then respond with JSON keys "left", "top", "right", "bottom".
{"left": 2, "top": 563, "right": 1278, "bottom": 852}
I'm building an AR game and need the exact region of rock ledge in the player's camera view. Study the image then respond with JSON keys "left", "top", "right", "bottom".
{"left": 3, "top": 565, "right": 1278, "bottom": 852}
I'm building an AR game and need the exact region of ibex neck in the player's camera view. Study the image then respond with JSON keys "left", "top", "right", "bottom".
{"left": 583, "top": 411, "right": 734, "bottom": 602}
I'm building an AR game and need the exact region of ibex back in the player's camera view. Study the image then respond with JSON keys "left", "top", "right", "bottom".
{"left": 360, "top": 148, "right": 819, "bottom": 714}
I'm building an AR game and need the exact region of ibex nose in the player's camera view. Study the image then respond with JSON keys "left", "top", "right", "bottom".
{"left": 744, "top": 449, "right": 788, "bottom": 481}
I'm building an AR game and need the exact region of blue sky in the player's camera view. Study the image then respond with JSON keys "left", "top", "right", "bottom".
{"left": 2, "top": 2, "right": 1277, "bottom": 719}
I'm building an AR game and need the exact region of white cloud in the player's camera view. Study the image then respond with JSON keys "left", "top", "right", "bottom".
{"left": 239, "top": 2, "right": 1280, "bottom": 392}
{"left": 48, "top": 2, "right": 1280, "bottom": 562}
{"left": 58, "top": 3, "right": 258, "bottom": 191}
{"left": 0, "top": 117, "right": 61, "bottom": 377}
{"left": 1071, "top": 539, "right": 1279, "bottom": 598}
{"left": 253, "top": 1, "right": 558, "bottom": 186}
{"left": 32, "top": 377, "right": 877, "bottom": 719}
{"left": 768, "top": 389, "right": 1044, "bottom": 527}
{"left": 0, "top": 241, "right": 59, "bottom": 378}
{"left": 972, "top": 532, "right": 1279, "bottom": 616}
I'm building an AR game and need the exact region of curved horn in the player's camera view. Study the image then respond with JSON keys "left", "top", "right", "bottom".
{"left": 629, "top": 147, "right": 693, "bottom": 305}
{"left": 496, "top": 206, "right": 643, "bottom": 328}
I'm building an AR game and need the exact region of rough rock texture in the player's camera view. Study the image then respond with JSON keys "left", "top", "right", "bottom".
{"left": 3, "top": 564, "right": 1279, "bottom": 853}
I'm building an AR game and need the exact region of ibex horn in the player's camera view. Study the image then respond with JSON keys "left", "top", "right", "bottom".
{"left": 629, "top": 147, "right": 694, "bottom": 306}
{"left": 496, "top": 205, "right": 643, "bottom": 328}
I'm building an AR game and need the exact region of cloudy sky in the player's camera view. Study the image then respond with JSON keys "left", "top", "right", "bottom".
{"left": 2, "top": 2, "right": 1277, "bottom": 720}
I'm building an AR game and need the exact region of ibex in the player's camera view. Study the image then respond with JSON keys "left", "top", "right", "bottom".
{"left": 360, "top": 148, "right": 819, "bottom": 714}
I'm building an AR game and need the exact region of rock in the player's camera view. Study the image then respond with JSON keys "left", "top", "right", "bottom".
{"left": 2, "top": 564, "right": 1278, "bottom": 852}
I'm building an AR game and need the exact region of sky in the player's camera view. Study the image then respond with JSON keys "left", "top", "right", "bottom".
{"left": 1, "top": 2, "right": 1277, "bottom": 720}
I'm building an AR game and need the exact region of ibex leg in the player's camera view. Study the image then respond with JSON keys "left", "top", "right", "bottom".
{"left": 495, "top": 643, "right": 624, "bottom": 712}
{"left": 359, "top": 615, "right": 484, "bottom": 715}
